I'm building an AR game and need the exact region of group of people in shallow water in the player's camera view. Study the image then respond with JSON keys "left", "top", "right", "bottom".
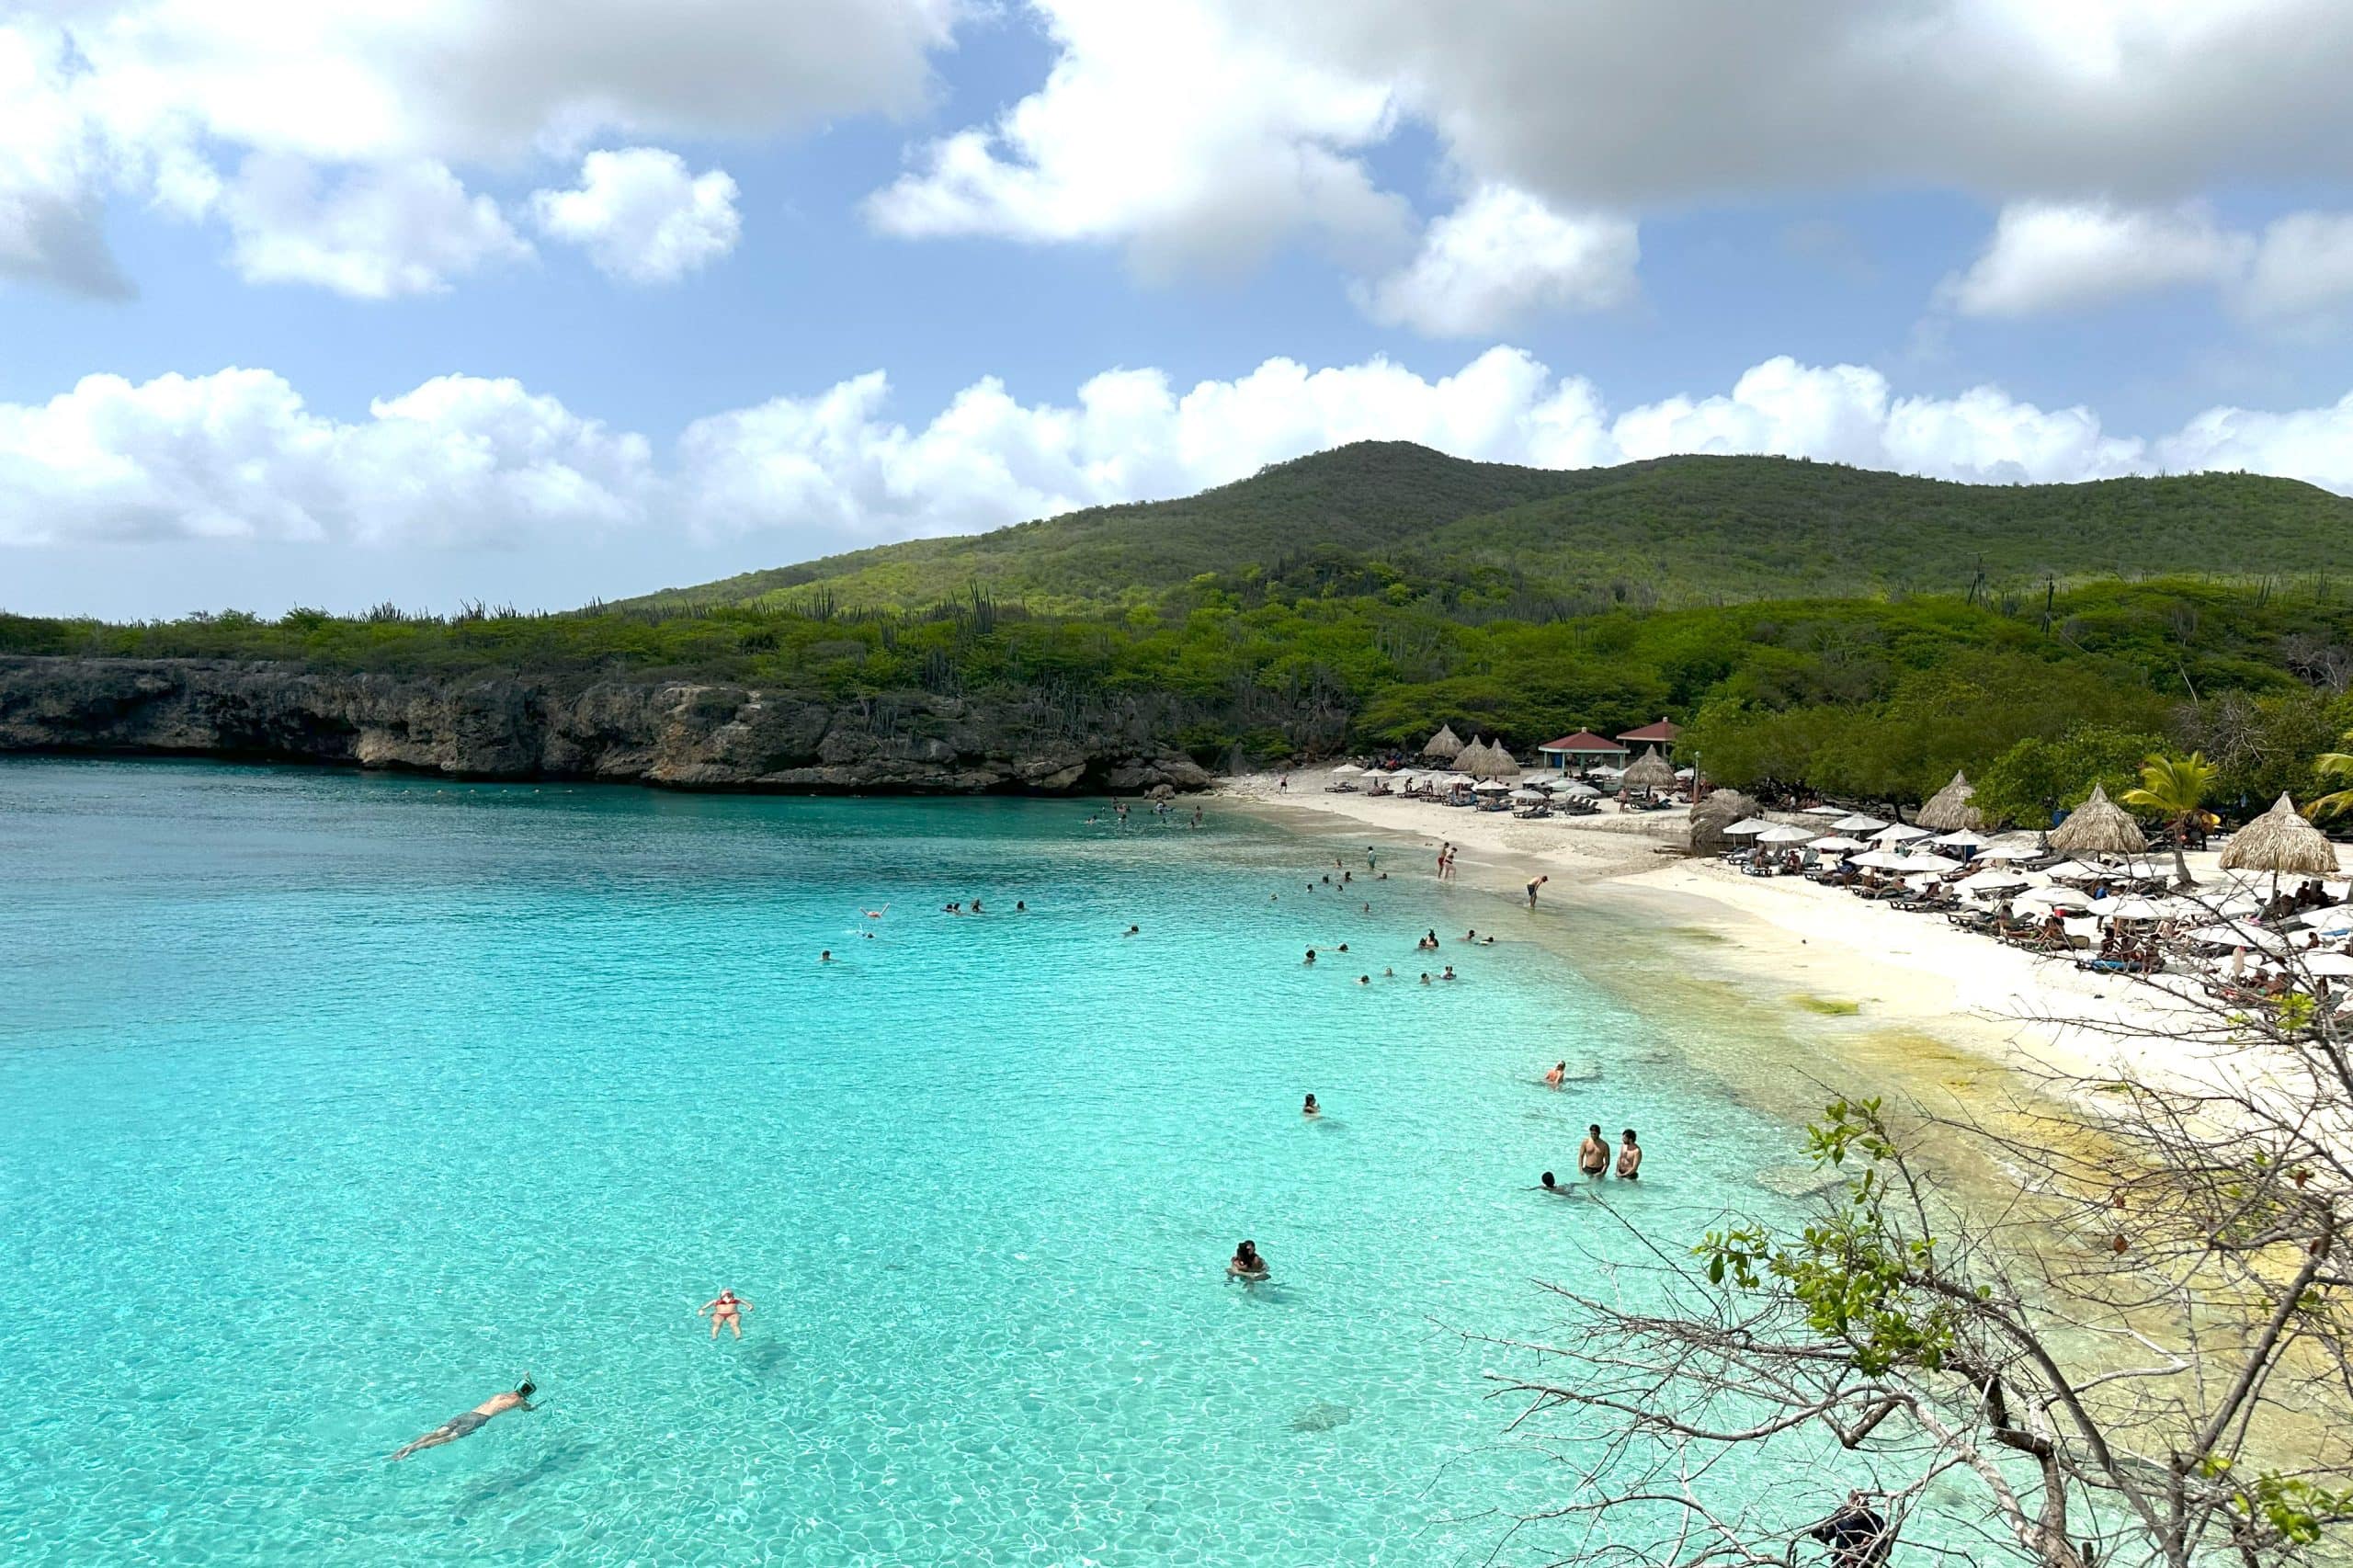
{"left": 1538, "top": 1122, "right": 1643, "bottom": 1192}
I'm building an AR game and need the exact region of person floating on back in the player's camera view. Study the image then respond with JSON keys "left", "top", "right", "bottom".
{"left": 388, "top": 1375, "right": 536, "bottom": 1462}
{"left": 699, "top": 1289, "right": 752, "bottom": 1339}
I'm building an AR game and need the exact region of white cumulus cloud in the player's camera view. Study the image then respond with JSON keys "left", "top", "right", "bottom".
{"left": 16, "top": 349, "right": 2353, "bottom": 564}
{"left": 0, "top": 0, "right": 961, "bottom": 293}
{"left": 530, "top": 148, "right": 741, "bottom": 283}
{"left": 218, "top": 156, "right": 531, "bottom": 298}
{"left": 0, "top": 368, "right": 650, "bottom": 546}
{"left": 1358, "top": 185, "right": 1638, "bottom": 336}
{"left": 1940, "top": 201, "right": 2249, "bottom": 317}
{"left": 866, "top": 0, "right": 1409, "bottom": 276}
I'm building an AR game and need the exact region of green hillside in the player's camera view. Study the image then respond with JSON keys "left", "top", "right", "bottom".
{"left": 620, "top": 442, "right": 2353, "bottom": 615}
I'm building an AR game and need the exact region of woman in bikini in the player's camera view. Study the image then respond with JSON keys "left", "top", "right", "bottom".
{"left": 699, "top": 1289, "right": 753, "bottom": 1339}
{"left": 1228, "top": 1240, "right": 1269, "bottom": 1281}
{"left": 388, "top": 1375, "right": 536, "bottom": 1461}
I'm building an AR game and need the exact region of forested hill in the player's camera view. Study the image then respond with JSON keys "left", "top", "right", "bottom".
{"left": 620, "top": 443, "right": 2353, "bottom": 615}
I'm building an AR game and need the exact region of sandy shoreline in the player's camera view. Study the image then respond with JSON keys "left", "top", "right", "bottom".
{"left": 1218, "top": 768, "right": 2229, "bottom": 1110}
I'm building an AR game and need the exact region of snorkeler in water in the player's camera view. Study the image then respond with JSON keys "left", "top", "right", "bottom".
{"left": 388, "top": 1375, "right": 537, "bottom": 1461}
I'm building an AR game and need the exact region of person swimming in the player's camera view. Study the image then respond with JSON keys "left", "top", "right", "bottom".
{"left": 1544, "top": 1061, "right": 1566, "bottom": 1088}
{"left": 1304, "top": 948, "right": 1317, "bottom": 964}
{"left": 699, "top": 1289, "right": 753, "bottom": 1339}
{"left": 1356, "top": 974, "right": 1370, "bottom": 984}
{"left": 1418, "top": 930, "right": 1439, "bottom": 950}
{"left": 1228, "top": 1240, "right": 1269, "bottom": 1281}
{"left": 1125, "top": 924, "right": 1140, "bottom": 936}
{"left": 1579, "top": 1124, "right": 1609, "bottom": 1179}
{"left": 820, "top": 949, "right": 832, "bottom": 962}
{"left": 1336, "top": 943, "right": 1348, "bottom": 953}
{"left": 1540, "top": 1170, "right": 1572, "bottom": 1195}
{"left": 1302, "top": 1094, "right": 1320, "bottom": 1117}
{"left": 1419, "top": 971, "right": 1431, "bottom": 984}
{"left": 1440, "top": 965, "right": 1457, "bottom": 981}
{"left": 1016, "top": 900, "right": 1027, "bottom": 912}
{"left": 388, "top": 1375, "right": 537, "bottom": 1461}
{"left": 1616, "top": 1129, "right": 1643, "bottom": 1181}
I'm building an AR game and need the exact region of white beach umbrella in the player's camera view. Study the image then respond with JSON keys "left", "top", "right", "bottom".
{"left": 1444, "top": 773, "right": 1473, "bottom": 787}
{"left": 2013, "top": 887, "right": 2094, "bottom": 911}
{"left": 1957, "top": 869, "right": 2034, "bottom": 894}
{"left": 2101, "top": 897, "right": 2171, "bottom": 922}
{"left": 2185, "top": 920, "right": 2289, "bottom": 951}
{"left": 1875, "top": 824, "right": 1930, "bottom": 843}
{"left": 2296, "top": 950, "right": 2353, "bottom": 976}
{"left": 1757, "top": 824, "right": 1819, "bottom": 845}
{"left": 1558, "top": 781, "right": 1601, "bottom": 799}
{"left": 1971, "top": 844, "right": 2041, "bottom": 861}
{"left": 1927, "top": 831, "right": 1987, "bottom": 848}
{"left": 1809, "top": 835, "right": 1870, "bottom": 853}
{"left": 1473, "top": 779, "right": 1509, "bottom": 792}
{"left": 1331, "top": 763, "right": 1361, "bottom": 775}
{"left": 1722, "top": 819, "right": 1774, "bottom": 835}
{"left": 2043, "top": 860, "right": 2111, "bottom": 882}
{"left": 1509, "top": 788, "right": 1545, "bottom": 801}
{"left": 1804, "top": 805, "right": 1849, "bottom": 817}
{"left": 1835, "top": 814, "right": 1889, "bottom": 832}
{"left": 1851, "top": 849, "right": 1919, "bottom": 870}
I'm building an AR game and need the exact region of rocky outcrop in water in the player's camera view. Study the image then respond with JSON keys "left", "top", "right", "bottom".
{"left": 0, "top": 656, "right": 1217, "bottom": 794}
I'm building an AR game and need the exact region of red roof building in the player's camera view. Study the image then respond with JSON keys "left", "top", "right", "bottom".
{"left": 1616, "top": 718, "right": 1683, "bottom": 747}
{"left": 1537, "top": 730, "right": 1629, "bottom": 771}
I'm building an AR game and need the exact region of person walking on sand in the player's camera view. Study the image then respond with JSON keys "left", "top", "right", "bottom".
{"left": 1579, "top": 1125, "right": 1609, "bottom": 1179}
{"left": 388, "top": 1375, "right": 537, "bottom": 1461}
{"left": 1616, "top": 1129, "right": 1643, "bottom": 1181}
{"left": 1526, "top": 873, "right": 1548, "bottom": 908}
{"left": 1544, "top": 1061, "right": 1566, "bottom": 1088}
{"left": 699, "top": 1289, "right": 753, "bottom": 1339}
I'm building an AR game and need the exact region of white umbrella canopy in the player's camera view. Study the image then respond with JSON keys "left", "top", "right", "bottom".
{"left": 1851, "top": 849, "right": 1922, "bottom": 870}
{"left": 1875, "top": 824, "right": 1930, "bottom": 843}
{"left": 1722, "top": 819, "right": 1774, "bottom": 836}
{"left": 1758, "top": 824, "right": 1819, "bottom": 844}
{"left": 1928, "top": 831, "right": 1987, "bottom": 848}
{"left": 1473, "top": 779, "right": 1510, "bottom": 792}
{"left": 2187, "top": 921, "right": 2291, "bottom": 952}
{"left": 2013, "top": 886, "right": 2095, "bottom": 910}
{"left": 1558, "top": 781, "right": 1601, "bottom": 799}
{"left": 2297, "top": 950, "right": 2353, "bottom": 977}
{"left": 2043, "top": 861, "right": 2113, "bottom": 882}
{"left": 1804, "top": 805, "right": 1850, "bottom": 817}
{"left": 1510, "top": 787, "right": 1546, "bottom": 801}
{"left": 1331, "top": 763, "right": 1362, "bottom": 775}
{"left": 1972, "top": 844, "right": 2041, "bottom": 861}
{"left": 1957, "top": 868, "right": 2036, "bottom": 894}
{"left": 1809, "top": 835, "right": 1870, "bottom": 853}
{"left": 2101, "top": 896, "right": 2173, "bottom": 922}
{"left": 1836, "top": 814, "right": 1890, "bottom": 833}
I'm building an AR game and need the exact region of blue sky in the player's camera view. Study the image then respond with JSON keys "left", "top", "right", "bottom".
{"left": 7, "top": 1, "right": 2353, "bottom": 618}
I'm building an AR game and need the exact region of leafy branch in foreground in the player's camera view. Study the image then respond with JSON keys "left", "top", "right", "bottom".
{"left": 1465, "top": 927, "right": 2353, "bottom": 1567}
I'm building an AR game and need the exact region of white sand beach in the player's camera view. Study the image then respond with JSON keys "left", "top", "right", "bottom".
{"left": 1219, "top": 768, "right": 2267, "bottom": 1105}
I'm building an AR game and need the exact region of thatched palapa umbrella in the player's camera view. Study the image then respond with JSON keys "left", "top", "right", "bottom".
{"left": 1421, "top": 725, "right": 1464, "bottom": 761}
{"left": 2048, "top": 783, "right": 2148, "bottom": 856}
{"left": 1461, "top": 737, "right": 1519, "bottom": 781}
{"left": 1915, "top": 770, "right": 1984, "bottom": 833}
{"left": 1688, "top": 790, "right": 1762, "bottom": 855}
{"left": 2221, "top": 794, "right": 2341, "bottom": 880}
{"left": 1621, "top": 750, "right": 1677, "bottom": 793}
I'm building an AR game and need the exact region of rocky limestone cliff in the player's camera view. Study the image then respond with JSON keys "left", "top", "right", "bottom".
{"left": 0, "top": 657, "right": 1216, "bottom": 793}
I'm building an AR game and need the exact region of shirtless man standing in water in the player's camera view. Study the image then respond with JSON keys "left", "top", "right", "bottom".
{"left": 1579, "top": 1125, "right": 1610, "bottom": 1180}
{"left": 389, "top": 1375, "right": 536, "bottom": 1461}
{"left": 699, "top": 1289, "right": 752, "bottom": 1339}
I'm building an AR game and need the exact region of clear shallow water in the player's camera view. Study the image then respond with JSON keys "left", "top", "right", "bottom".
{"left": 0, "top": 759, "right": 1806, "bottom": 1565}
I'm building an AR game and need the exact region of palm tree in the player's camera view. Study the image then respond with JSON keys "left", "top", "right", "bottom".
{"left": 2306, "top": 728, "right": 2353, "bottom": 823}
{"left": 2120, "top": 751, "right": 2218, "bottom": 888}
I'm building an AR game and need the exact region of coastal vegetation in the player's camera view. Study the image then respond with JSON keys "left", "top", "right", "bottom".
{"left": 10, "top": 444, "right": 2353, "bottom": 821}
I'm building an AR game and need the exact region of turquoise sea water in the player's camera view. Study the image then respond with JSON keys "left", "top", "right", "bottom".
{"left": 0, "top": 759, "right": 1808, "bottom": 1565}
